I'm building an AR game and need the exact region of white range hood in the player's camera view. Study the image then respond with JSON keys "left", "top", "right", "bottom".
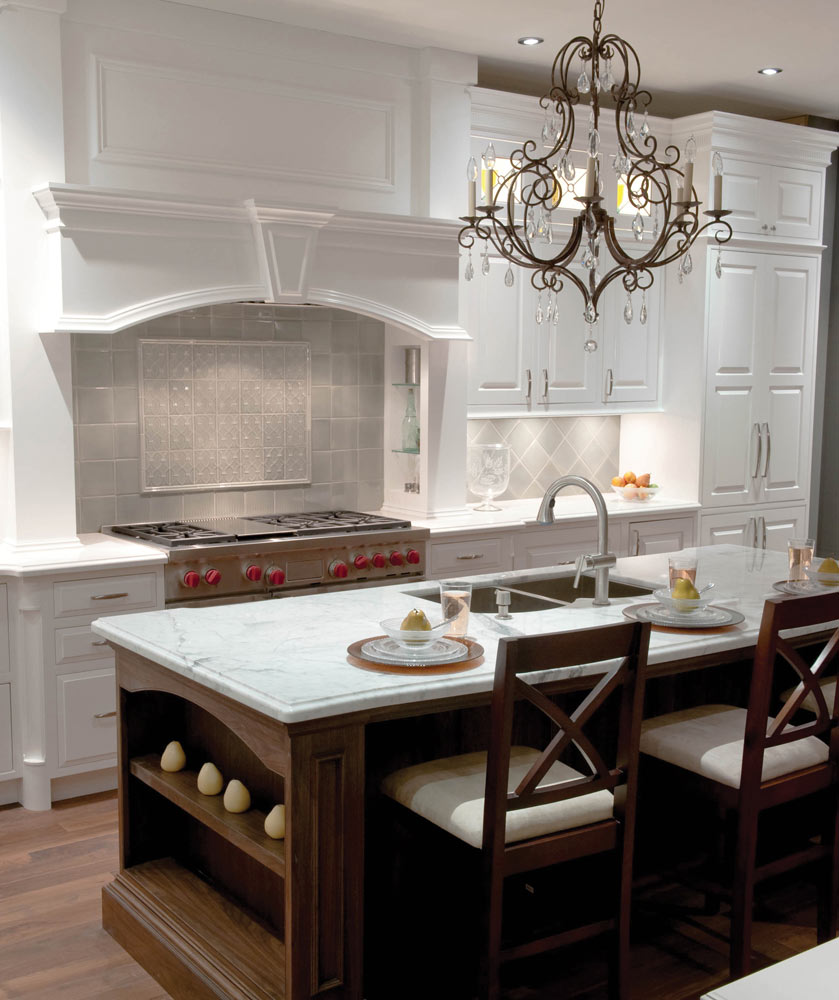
{"left": 34, "top": 183, "right": 466, "bottom": 339}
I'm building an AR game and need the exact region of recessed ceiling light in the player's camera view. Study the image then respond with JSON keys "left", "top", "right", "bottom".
{"left": 758, "top": 67, "right": 782, "bottom": 75}
{"left": 518, "top": 36, "right": 544, "bottom": 46}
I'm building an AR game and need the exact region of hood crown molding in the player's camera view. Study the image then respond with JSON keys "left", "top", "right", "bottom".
{"left": 34, "top": 183, "right": 465, "bottom": 338}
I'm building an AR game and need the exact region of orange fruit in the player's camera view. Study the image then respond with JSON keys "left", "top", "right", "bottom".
{"left": 623, "top": 484, "right": 639, "bottom": 499}
{"left": 637, "top": 487, "right": 650, "bottom": 500}
{"left": 611, "top": 475, "right": 626, "bottom": 487}
{"left": 623, "top": 471, "right": 636, "bottom": 484}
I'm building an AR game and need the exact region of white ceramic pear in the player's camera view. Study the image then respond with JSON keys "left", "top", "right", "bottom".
{"left": 264, "top": 804, "right": 286, "bottom": 840}
{"left": 197, "top": 762, "right": 224, "bottom": 796}
{"left": 160, "top": 740, "right": 186, "bottom": 773}
{"left": 223, "top": 779, "right": 251, "bottom": 813}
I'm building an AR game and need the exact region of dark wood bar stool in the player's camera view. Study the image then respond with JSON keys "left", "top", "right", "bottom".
{"left": 380, "top": 620, "right": 651, "bottom": 1000}
{"left": 639, "top": 591, "right": 839, "bottom": 980}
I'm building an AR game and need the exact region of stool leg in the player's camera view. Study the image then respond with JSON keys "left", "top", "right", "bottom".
{"left": 818, "top": 785, "right": 839, "bottom": 943}
{"left": 730, "top": 808, "right": 759, "bottom": 979}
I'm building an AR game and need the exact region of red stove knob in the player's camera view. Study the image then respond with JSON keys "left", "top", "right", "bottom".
{"left": 182, "top": 571, "right": 200, "bottom": 589}
{"left": 245, "top": 565, "right": 262, "bottom": 582}
{"left": 406, "top": 549, "right": 421, "bottom": 565}
{"left": 329, "top": 560, "right": 349, "bottom": 579}
{"left": 266, "top": 567, "right": 285, "bottom": 587}
{"left": 389, "top": 551, "right": 404, "bottom": 567}
{"left": 371, "top": 553, "right": 387, "bottom": 569}
{"left": 204, "top": 568, "right": 221, "bottom": 586}
{"left": 353, "top": 555, "right": 370, "bottom": 570}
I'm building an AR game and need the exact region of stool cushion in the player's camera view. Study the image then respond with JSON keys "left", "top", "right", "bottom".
{"left": 380, "top": 746, "right": 614, "bottom": 849}
{"left": 640, "top": 704, "right": 829, "bottom": 789}
{"left": 780, "top": 678, "right": 836, "bottom": 716}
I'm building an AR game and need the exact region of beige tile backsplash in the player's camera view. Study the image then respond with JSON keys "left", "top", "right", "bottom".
{"left": 72, "top": 304, "right": 385, "bottom": 533}
{"left": 467, "top": 416, "right": 620, "bottom": 501}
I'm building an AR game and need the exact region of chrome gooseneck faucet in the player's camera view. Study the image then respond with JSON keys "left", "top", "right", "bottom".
{"left": 536, "top": 475, "right": 616, "bottom": 606}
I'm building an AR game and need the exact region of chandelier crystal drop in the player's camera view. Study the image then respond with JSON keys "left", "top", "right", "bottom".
{"left": 458, "top": 0, "right": 732, "bottom": 351}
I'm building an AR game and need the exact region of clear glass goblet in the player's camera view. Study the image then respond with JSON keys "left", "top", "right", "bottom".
{"left": 467, "top": 444, "right": 511, "bottom": 511}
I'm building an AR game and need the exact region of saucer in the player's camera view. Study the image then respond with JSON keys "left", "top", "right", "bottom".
{"left": 359, "top": 636, "right": 468, "bottom": 666}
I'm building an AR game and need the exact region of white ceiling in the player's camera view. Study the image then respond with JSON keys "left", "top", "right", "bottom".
{"left": 166, "top": 0, "right": 839, "bottom": 122}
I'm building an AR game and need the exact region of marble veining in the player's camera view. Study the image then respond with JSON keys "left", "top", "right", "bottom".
{"left": 91, "top": 545, "right": 832, "bottom": 725}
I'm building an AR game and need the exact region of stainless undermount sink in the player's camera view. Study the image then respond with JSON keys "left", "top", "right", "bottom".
{"left": 417, "top": 575, "right": 652, "bottom": 614}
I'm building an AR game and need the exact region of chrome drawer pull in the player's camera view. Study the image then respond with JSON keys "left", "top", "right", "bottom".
{"left": 455, "top": 553, "right": 484, "bottom": 560}
{"left": 94, "top": 710, "right": 116, "bottom": 719}
{"left": 91, "top": 592, "right": 129, "bottom": 601}
{"left": 761, "top": 422, "right": 771, "bottom": 479}
{"left": 525, "top": 369, "right": 532, "bottom": 404}
{"left": 91, "top": 639, "right": 109, "bottom": 646}
{"left": 751, "top": 422, "right": 762, "bottom": 478}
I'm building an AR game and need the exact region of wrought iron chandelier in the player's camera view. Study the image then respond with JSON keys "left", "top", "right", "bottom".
{"left": 458, "top": 0, "right": 733, "bottom": 352}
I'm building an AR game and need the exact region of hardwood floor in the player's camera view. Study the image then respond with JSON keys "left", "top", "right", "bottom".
{"left": 0, "top": 791, "right": 821, "bottom": 999}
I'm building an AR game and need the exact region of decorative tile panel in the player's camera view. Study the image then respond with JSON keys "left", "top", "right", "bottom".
{"left": 467, "top": 416, "right": 620, "bottom": 501}
{"left": 139, "top": 339, "right": 311, "bottom": 493}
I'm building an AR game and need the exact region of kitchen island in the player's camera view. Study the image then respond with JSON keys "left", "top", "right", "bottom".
{"left": 91, "top": 544, "right": 823, "bottom": 1000}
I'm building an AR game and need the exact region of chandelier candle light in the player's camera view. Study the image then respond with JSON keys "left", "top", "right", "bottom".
{"left": 459, "top": 0, "right": 733, "bottom": 352}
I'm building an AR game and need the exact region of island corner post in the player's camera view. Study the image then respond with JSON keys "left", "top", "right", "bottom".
{"left": 101, "top": 646, "right": 366, "bottom": 1000}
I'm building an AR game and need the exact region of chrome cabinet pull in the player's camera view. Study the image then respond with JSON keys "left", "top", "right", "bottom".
{"left": 751, "top": 422, "right": 762, "bottom": 478}
{"left": 770, "top": 224, "right": 776, "bottom": 233}
{"left": 542, "top": 369, "right": 548, "bottom": 401}
{"left": 525, "top": 369, "right": 532, "bottom": 403}
{"left": 747, "top": 516, "right": 756, "bottom": 548}
{"left": 761, "top": 422, "right": 771, "bottom": 479}
{"left": 94, "top": 710, "right": 116, "bottom": 719}
{"left": 455, "top": 553, "right": 484, "bottom": 560}
{"left": 632, "top": 529, "right": 640, "bottom": 556}
{"left": 91, "top": 639, "right": 109, "bottom": 646}
{"left": 606, "top": 368, "right": 614, "bottom": 397}
{"left": 759, "top": 515, "right": 767, "bottom": 550}
{"left": 91, "top": 592, "right": 129, "bottom": 601}
{"left": 761, "top": 224, "right": 769, "bottom": 232}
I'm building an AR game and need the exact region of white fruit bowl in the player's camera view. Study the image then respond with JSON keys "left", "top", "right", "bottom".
{"left": 611, "top": 484, "right": 661, "bottom": 502}
{"left": 380, "top": 617, "right": 452, "bottom": 649}
{"left": 804, "top": 565, "right": 839, "bottom": 589}
{"left": 652, "top": 587, "right": 715, "bottom": 615}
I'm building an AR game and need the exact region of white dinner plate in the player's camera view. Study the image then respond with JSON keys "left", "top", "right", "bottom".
{"left": 359, "top": 636, "right": 468, "bottom": 666}
{"left": 623, "top": 602, "right": 744, "bottom": 629}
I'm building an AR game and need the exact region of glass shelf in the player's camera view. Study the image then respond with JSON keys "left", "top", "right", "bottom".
{"left": 392, "top": 382, "right": 419, "bottom": 388}
{"left": 392, "top": 448, "right": 420, "bottom": 455}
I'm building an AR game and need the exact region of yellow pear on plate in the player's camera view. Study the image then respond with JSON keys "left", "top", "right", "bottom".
{"left": 264, "top": 804, "right": 286, "bottom": 840}
{"left": 671, "top": 577, "right": 700, "bottom": 611}
{"left": 223, "top": 779, "right": 251, "bottom": 814}
{"left": 160, "top": 740, "right": 186, "bottom": 772}
{"left": 196, "top": 762, "right": 224, "bottom": 796}
{"left": 819, "top": 556, "right": 839, "bottom": 586}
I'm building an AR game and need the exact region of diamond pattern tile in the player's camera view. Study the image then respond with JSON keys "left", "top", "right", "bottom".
{"left": 466, "top": 416, "right": 620, "bottom": 500}
{"left": 139, "top": 339, "right": 311, "bottom": 492}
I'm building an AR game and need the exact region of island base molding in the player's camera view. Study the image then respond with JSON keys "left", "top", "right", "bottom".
{"left": 103, "top": 647, "right": 365, "bottom": 1000}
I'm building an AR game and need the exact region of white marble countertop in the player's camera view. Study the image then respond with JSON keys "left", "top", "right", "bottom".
{"left": 404, "top": 495, "right": 701, "bottom": 535}
{"left": 0, "top": 533, "right": 166, "bottom": 577}
{"left": 92, "top": 545, "right": 816, "bottom": 726}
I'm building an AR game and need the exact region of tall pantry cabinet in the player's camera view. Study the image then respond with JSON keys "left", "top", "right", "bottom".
{"left": 623, "top": 112, "right": 837, "bottom": 555}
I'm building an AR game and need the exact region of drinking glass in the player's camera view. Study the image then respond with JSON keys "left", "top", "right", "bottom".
{"left": 668, "top": 552, "right": 697, "bottom": 590}
{"left": 788, "top": 537, "right": 815, "bottom": 582}
{"left": 467, "top": 444, "right": 511, "bottom": 511}
{"left": 439, "top": 580, "right": 473, "bottom": 638}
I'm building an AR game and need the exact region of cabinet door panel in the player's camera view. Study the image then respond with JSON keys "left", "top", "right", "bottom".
{"left": 0, "top": 584, "right": 8, "bottom": 675}
{"left": 543, "top": 272, "right": 600, "bottom": 405}
{"left": 761, "top": 507, "right": 807, "bottom": 553}
{"left": 602, "top": 279, "right": 660, "bottom": 403}
{"left": 699, "top": 511, "right": 757, "bottom": 548}
{"left": 57, "top": 668, "right": 117, "bottom": 767}
{"left": 702, "top": 388, "right": 759, "bottom": 506}
{"left": 771, "top": 166, "right": 822, "bottom": 241}
{"left": 769, "top": 265, "right": 810, "bottom": 374}
{"left": 709, "top": 257, "right": 760, "bottom": 374}
{"left": 513, "top": 525, "right": 599, "bottom": 569}
{"left": 721, "top": 159, "right": 767, "bottom": 236}
{"left": 466, "top": 258, "right": 531, "bottom": 408}
{"left": 762, "top": 387, "right": 807, "bottom": 501}
{"left": 627, "top": 516, "right": 695, "bottom": 556}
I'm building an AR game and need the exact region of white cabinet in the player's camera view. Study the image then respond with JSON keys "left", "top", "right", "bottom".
{"left": 627, "top": 516, "right": 696, "bottom": 556}
{"left": 0, "top": 584, "right": 12, "bottom": 781}
{"left": 699, "top": 504, "right": 806, "bottom": 553}
{"left": 465, "top": 253, "right": 659, "bottom": 414}
{"left": 57, "top": 668, "right": 117, "bottom": 767}
{"left": 428, "top": 531, "right": 513, "bottom": 577}
{"left": 701, "top": 250, "right": 817, "bottom": 511}
{"left": 722, "top": 157, "right": 823, "bottom": 242}
{"left": 513, "top": 522, "right": 600, "bottom": 570}
{"left": 0, "top": 583, "right": 9, "bottom": 676}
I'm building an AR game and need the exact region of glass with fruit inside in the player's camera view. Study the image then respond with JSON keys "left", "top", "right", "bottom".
{"left": 668, "top": 552, "right": 697, "bottom": 589}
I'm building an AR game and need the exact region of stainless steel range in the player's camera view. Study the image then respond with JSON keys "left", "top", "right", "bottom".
{"left": 107, "top": 511, "right": 428, "bottom": 607}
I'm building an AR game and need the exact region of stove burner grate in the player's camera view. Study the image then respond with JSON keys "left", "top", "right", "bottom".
{"left": 110, "top": 521, "right": 237, "bottom": 546}
{"left": 244, "top": 510, "right": 412, "bottom": 535}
